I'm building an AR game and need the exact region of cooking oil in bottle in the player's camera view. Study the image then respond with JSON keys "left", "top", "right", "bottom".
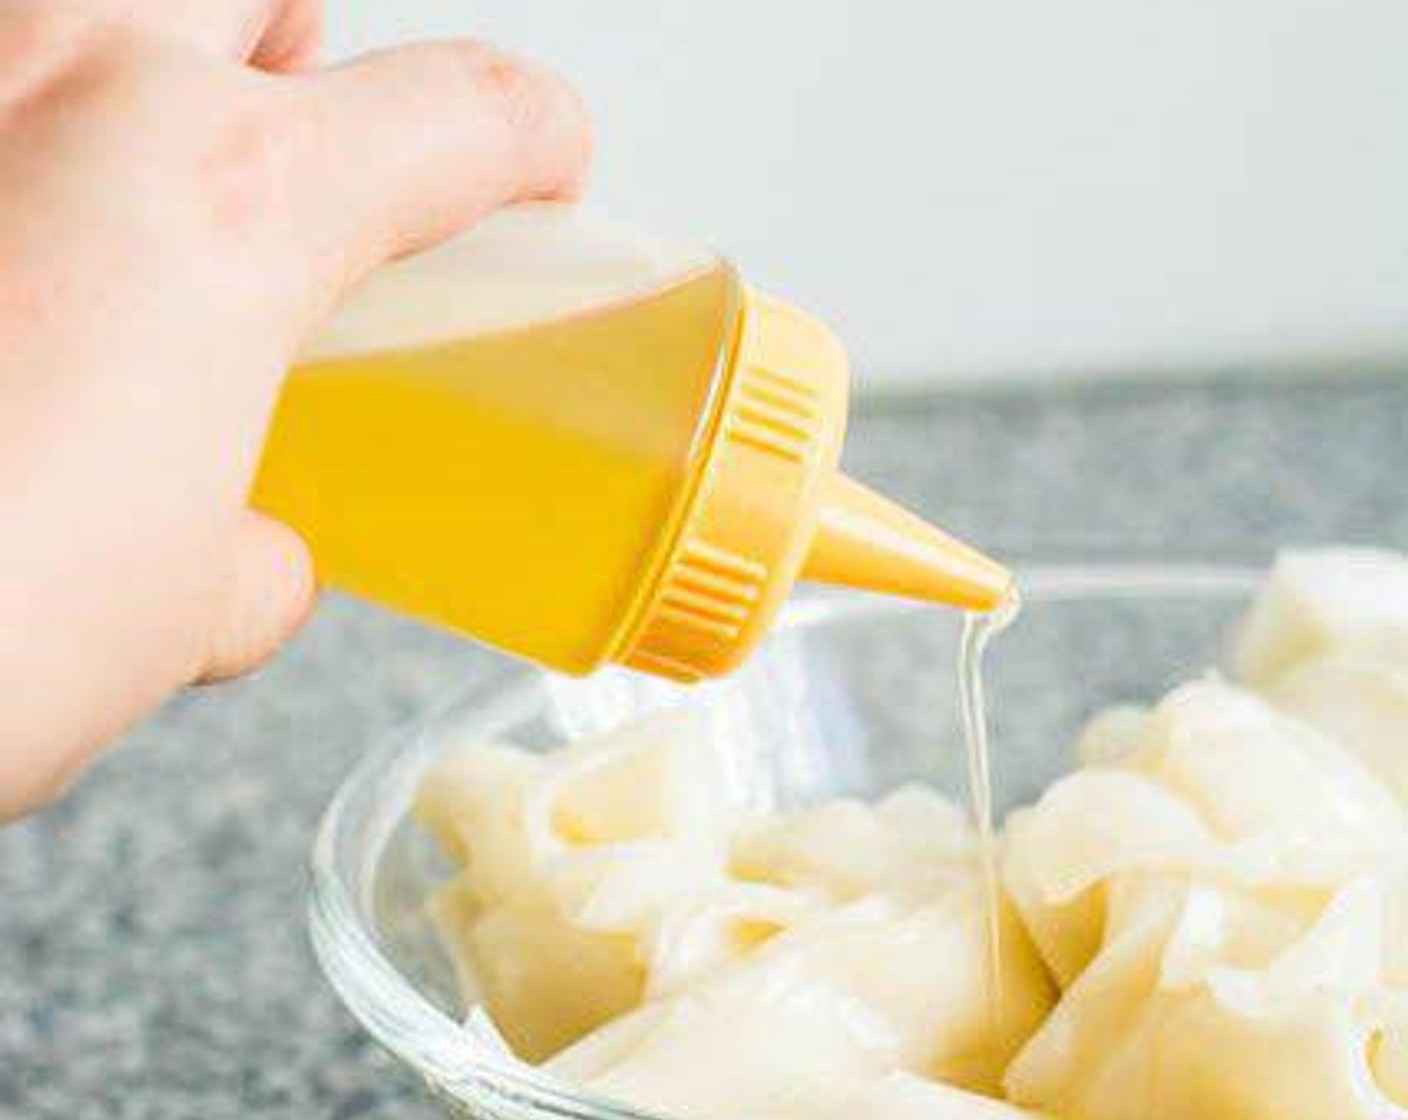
{"left": 256, "top": 241, "right": 739, "bottom": 673}
{"left": 253, "top": 204, "right": 1012, "bottom": 682}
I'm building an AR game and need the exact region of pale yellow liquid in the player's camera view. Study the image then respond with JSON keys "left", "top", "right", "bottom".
{"left": 254, "top": 264, "right": 742, "bottom": 673}
{"left": 958, "top": 593, "right": 1020, "bottom": 1023}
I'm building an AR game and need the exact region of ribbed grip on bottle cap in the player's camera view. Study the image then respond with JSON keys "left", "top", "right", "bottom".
{"left": 618, "top": 291, "right": 849, "bottom": 681}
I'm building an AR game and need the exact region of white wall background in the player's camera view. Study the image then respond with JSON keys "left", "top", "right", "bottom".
{"left": 326, "top": 1, "right": 1408, "bottom": 388}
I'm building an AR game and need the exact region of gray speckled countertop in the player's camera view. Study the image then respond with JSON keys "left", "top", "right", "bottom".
{"left": 3, "top": 376, "right": 1407, "bottom": 1119}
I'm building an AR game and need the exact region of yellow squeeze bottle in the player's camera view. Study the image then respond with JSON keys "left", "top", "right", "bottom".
{"left": 253, "top": 205, "right": 1010, "bottom": 682}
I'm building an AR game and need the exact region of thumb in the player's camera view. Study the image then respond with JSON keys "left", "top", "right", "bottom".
{"left": 196, "top": 511, "right": 316, "bottom": 684}
{"left": 293, "top": 39, "right": 591, "bottom": 279}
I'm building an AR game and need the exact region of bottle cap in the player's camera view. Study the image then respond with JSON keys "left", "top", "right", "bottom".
{"left": 617, "top": 291, "right": 1012, "bottom": 682}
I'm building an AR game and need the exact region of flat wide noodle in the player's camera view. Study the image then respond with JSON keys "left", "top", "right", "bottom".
{"left": 415, "top": 548, "right": 1408, "bottom": 1118}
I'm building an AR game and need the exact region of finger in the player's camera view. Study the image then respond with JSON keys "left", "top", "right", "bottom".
{"left": 293, "top": 39, "right": 591, "bottom": 275}
{"left": 249, "top": 0, "right": 321, "bottom": 72}
{"left": 70, "top": 0, "right": 317, "bottom": 66}
{"left": 0, "top": 737, "right": 85, "bottom": 822}
{"left": 195, "top": 511, "right": 316, "bottom": 684}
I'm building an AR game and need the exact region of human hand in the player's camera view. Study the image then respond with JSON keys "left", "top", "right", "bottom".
{"left": 0, "top": 0, "right": 590, "bottom": 818}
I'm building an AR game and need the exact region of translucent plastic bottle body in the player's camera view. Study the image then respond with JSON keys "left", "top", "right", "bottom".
{"left": 254, "top": 214, "right": 742, "bottom": 673}
{"left": 253, "top": 206, "right": 1010, "bottom": 682}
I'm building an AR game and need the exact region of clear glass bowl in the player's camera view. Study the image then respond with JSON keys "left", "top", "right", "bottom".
{"left": 309, "top": 564, "right": 1260, "bottom": 1118}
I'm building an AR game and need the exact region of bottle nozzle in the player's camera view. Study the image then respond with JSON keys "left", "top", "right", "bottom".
{"left": 621, "top": 291, "right": 1014, "bottom": 682}
{"left": 803, "top": 473, "right": 1012, "bottom": 611}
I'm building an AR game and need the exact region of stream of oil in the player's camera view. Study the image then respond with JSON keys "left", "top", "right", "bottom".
{"left": 958, "top": 591, "right": 1020, "bottom": 1023}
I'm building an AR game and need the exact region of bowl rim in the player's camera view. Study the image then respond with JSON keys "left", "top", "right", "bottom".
{"left": 308, "top": 561, "right": 1263, "bottom": 1118}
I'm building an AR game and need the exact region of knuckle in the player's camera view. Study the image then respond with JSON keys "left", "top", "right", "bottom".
{"left": 474, "top": 53, "right": 544, "bottom": 132}
{"left": 195, "top": 92, "right": 307, "bottom": 238}
{"left": 423, "top": 40, "right": 544, "bottom": 132}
